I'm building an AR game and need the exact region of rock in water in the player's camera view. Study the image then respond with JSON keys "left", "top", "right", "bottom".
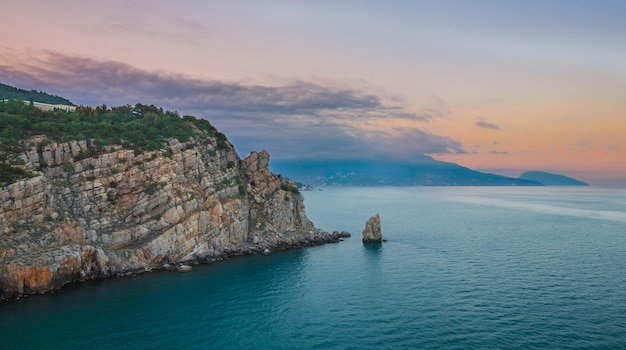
{"left": 362, "top": 214, "right": 382, "bottom": 243}
{"left": 177, "top": 265, "right": 193, "bottom": 273}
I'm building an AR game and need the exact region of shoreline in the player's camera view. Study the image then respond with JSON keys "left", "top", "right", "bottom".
{"left": 1, "top": 229, "right": 347, "bottom": 303}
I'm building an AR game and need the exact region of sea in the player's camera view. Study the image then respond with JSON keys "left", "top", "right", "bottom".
{"left": 1, "top": 186, "right": 625, "bottom": 349}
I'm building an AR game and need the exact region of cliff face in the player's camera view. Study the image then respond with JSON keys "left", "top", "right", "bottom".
{"left": 0, "top": 135, "right": 335, "bottom": 300}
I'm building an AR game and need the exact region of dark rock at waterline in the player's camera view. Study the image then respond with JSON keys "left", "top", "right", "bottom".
{"left": 333, "top": 230, "right": 352, "bottom": 238}
{"left": 177, "top": 265, "right": 193, "bottom": 273}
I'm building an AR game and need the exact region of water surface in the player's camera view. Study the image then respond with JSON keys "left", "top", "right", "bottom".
{"left": 1, "top": 187, "right": 625, "bottom": 349}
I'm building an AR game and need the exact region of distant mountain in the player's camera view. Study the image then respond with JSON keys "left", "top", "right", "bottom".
{"left": 271, "top": 156, "right": 543, "bottom": 186}
{"left": 0, "top": 82, "right": 73, "bottom": 105}
{"left": 518, "top": 171, "right": 588, "bottom": 186}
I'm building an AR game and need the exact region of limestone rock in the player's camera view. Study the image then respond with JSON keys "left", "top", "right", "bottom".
{"left": 0, "top": 134, "right": 339, "bottom": 300}
{"left": 362, "top": 214, "right": 382, "bottom": 243}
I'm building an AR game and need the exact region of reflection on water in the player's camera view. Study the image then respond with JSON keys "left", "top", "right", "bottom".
{"left": 449, "top": 188, "right": 626, "bottom": 223}
{"left": 362, "top": 242, "right": 383, "bottom": 255}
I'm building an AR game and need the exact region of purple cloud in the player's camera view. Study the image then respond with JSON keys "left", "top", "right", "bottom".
{"left": 475, "top": 117, "right": 500, "bottom": 130}
{"left": 0, "top": 51, "right": 466, "bottom": 160}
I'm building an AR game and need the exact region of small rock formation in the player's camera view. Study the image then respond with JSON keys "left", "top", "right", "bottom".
{"left": 333, "top": 231, "right": 352, "bottom": 238}
{"left": 362, "top": 214, "right": 382, "bottom": 243}
{"left": 177, "top": 265, "right": 193, "bottom": 273}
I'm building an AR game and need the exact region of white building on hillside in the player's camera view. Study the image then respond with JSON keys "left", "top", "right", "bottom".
{"left": 1, "top": 99, "right": 77, "bottom": 112}
{"left": 30, "top": 101, "right": 77, "bottom": 112}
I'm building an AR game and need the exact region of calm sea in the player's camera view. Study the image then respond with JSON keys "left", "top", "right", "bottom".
{"left": 1, "top": 187, "right": 625, "bottom": 349}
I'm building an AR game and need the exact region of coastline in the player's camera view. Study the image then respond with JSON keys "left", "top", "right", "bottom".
{"left": 0, "top": 136, "right": 340, "bottom": 301}
{"left": 2, "top": 228, "right": 344, "bottom": 302}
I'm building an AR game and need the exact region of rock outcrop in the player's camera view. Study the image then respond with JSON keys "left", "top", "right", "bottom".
{"left": 0, "top": 134, "right": 338, "bottom": 300}
{"left": 362, "top": 214, "right": 382, "bottom": 243}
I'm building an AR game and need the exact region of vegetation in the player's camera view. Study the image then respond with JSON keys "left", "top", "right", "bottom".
{"left": 60, "top": 160, "right": 74, "bottom": 174}
{"left": 280, "top": 183, "right": 300, "bottom": 194}
{"left": 0, "top": 100, "right": 222, "bottom": 149}
{"left": 0, "top": 98, "right": 228, "bottom": 186}
{"left": 144, "top": 182, "right": 160, "bottom": 195}
{"left": 0, "top": 163, "right": 36, "bottom": 185}
{"left": 0, "top": 82, "right": 73, "bottom": 105}
{"left": 217, "top": 178, "right": 233, "bottom": 190}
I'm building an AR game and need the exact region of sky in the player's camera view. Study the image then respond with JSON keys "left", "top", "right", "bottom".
{"left": 1, "top": 0, "right": 625, "bottom": 185}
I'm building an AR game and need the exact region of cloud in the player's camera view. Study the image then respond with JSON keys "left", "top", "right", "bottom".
{"left": 475, "top": 116, "right": 500, "bottom": 130}
{"left": 1, "top": 52, "right": 393, "bottom": 116}
{"left": 414, "top": 95, "right": 451, "bottom": 121}
{"left": 566, "top": 140, "right": 591, "bottom": 152}
{"left": 0, "top": 51, "right": 465, "bottom": 161}
{"left": 604, "top": 144, "right": 620, "bottom": 151}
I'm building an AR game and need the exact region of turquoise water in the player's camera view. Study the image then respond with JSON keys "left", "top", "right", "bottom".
{"left": 1, "top": 187, "right": 626, "bottom": 349}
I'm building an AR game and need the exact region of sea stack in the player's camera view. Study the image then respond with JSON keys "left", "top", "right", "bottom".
{"left": 362, "top": 213, "right": 382, "bottom": 243}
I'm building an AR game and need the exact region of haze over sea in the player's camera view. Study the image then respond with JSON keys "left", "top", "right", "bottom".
{"left": 1, "top": 187, "right": 625, "bottom": 349}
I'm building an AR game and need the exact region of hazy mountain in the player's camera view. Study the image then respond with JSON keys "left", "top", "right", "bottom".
{"left": 271, "top": 156, "right": 543, "bottom": 186}
{"left": 519, "top": 171, "right": 589, "bottom": 186}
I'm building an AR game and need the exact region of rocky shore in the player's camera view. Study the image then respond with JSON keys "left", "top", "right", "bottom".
{"left": 163, "top": 228, "right": 345, "bottom": 269}
{"left": 0, "top": 132, "right": 344, "bottom": 301}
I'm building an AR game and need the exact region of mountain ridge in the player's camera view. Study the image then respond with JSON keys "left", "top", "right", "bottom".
{"left": 519, "top": 171, "right": 589, "bottom": 186}
{"left": 271, "top": 157, "right": 543, "bottom": 186}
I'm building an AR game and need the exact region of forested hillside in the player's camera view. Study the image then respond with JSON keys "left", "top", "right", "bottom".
{"left": 0, "top": 82, "right": 73, "bottom": 105}
{"left": 0, "top": 100, "right": 228, "bottom": 185}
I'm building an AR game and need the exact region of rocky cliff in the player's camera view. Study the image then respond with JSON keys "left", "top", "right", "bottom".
{"left": 0, "top": 134, "right": 338, "bottom": 300}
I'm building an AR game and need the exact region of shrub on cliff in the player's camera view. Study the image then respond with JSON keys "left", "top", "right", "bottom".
{"left": 0, "top": 163, "right": 36, "bottom": 186}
